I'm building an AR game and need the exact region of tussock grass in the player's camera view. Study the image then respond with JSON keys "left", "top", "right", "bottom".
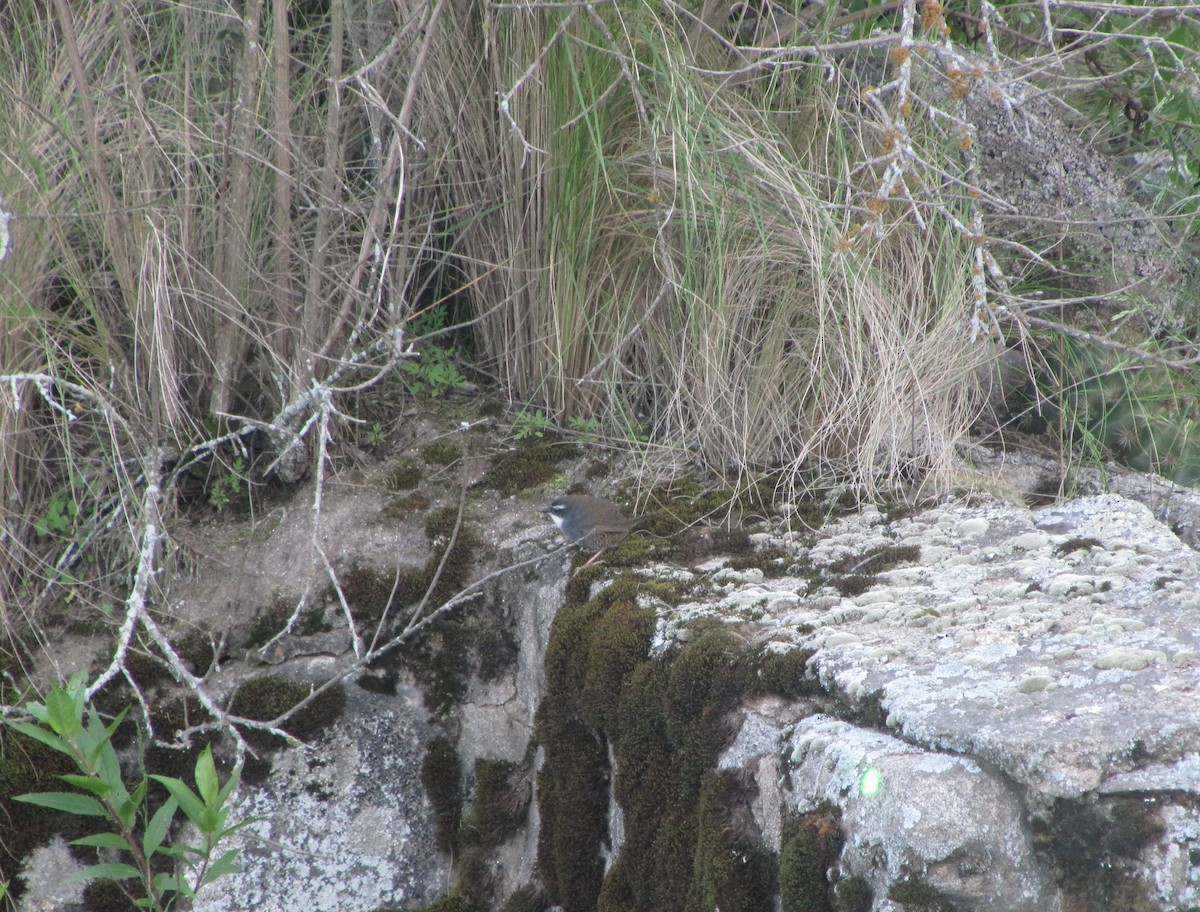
{"left": 436, "top": 2, "right": 985, "bottom": 493}
{"left": 0, "top": 1, "right": 433, "bottom": 643}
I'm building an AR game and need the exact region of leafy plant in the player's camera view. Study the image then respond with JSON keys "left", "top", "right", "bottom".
{"left": 34, "top": 493, "right": 79, "bottom": 537}
{"left": 567, "top": 415, "right": 600, "bottom": 435}
{"left": 8, "top": 674, "right": 252, "bottom": 911}
{"left": 513, "top": 409, "right": 554, "bottom": 440}
{"left": 208, "top": 457, "right": 247, "bottom": 512}
{"left": 400, "top": 346, "right": 467, "bottom": 398}
{"left": 366, "top": 422, "right": 387, "bottom": 446}
{"left": 401, "top": 305, "right": 468, "bottom": 399}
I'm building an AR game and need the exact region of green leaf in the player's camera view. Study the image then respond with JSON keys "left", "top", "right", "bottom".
{"left": 70, "top": 832, "right": 131, "bottom": 851}
{"left": 216, "top": 816, "right": 262, "bottom": 841}
{"left": 14, "top": 791, "right": 106, "bottom": 817}
{"left": 143, "top": 798, "right": 178, "bottom": 858}
{"left": 217, "top": 763, "right": 244, "bottom": 805}
{"left": 115, "top": 779, "right": 147, "bottom": 831}
{"left": 198, "top": 848, "right": 243, "bottom": 888}
{"left": 194, "top": 745, "right": 219, "bottom": 807}
{"left": 151, "top": 871, "right": 186, "bottom": 896}
{"left": 69, "top": 862, "right": 142, "bottom": 883}
{"left": 59, "top": 774, "right": 111, "bottom": 797}
{"left": 46, "top": 687, "right": 82, "bottom": 737}
{"left": 149, "top": 775, "right": 208, "bottom": 832}
{"left": 6, "top": 721, "right": 73, "bottom": 758}
{"left": 23, "top": 701, "right": 51, "bottom": 725}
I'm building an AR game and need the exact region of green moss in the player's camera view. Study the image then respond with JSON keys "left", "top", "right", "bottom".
{"left": 886, "top": 875, "right": 957, "bottom": 911}
{"left": 1032, "top": 795, "right": 1165, "bottom": 911}
{"left": 143, "top": 694, "right": 217, "bottom": 784}
{"left": 386, "top": 457, "right": 424, "bottom": 491}
{"left": 478, "top": 439, "right": 577, "bottom": 496}
{"left": 82, "top": 878, "right": 142, "bottom": 911}
{"left": 227, "top": 674, "right": 346, "bottom": 747}
{"left": 421, "top": 440, "right": 464, "bottom": 466}
{"left": 172, "top": 626, "right": 219, "bottom": 674}
{"left": 727, "top": 546, "right": 792, "bottom": 577}
{"left": 501, "top": 883, "right": 549, "bottom": 912}
{"left": 460, "top": 757, "right": 530, "bottom": 847}
{"left": 584, "top": 460, "right": 612, "bottom": 479}
{"left": 422, "top": 507, "right": 480, "bottom": 604}
{"left": 539, "top": 574, "right": 762, "bottom": 912}
{"left": 420, "top": 736, "right": 463, "bottom": 852}
{"left": 779, "top": 805, "right": 843, "bottom": 912}
{"left": 755, "top": 647, "right": 819, "bottom": 699}
{"left": 246, "top": 592, "right": 327, "bottom": 648}
{"left": 340, "top": 563, "right": 402, "bottom": 629}
{"left": 122, "top": 642, "right": 171, "bottom": 689}
{"left": 578, "top": 596, "right": 655, "bottom": 736}
{"left": 1054, "top": 536, "right": 1103, "bottom": 556}
{"left": 0, "top": 728, "right": 80, "bottom": 896}
{"left": 687, "top": 770, "right": 777, "bottom": 912}
{"left": 407, "top": 895, "right": 477, "bottom": 912}
{"left": 384, "top": 491, "right": 432, "bottom": 516}
{"left": 535, "top": 581, "right": 619, "bottom": 907}
{"left": 841, "top": 689, "right": 888, "bottom": 729}
{"left": 833, "top": 875, "right": 873, "bottom": 912}
{"left": 829, "top": 544, "right": 920, "bottom": 576}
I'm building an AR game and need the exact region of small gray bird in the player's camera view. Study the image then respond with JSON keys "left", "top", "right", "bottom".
{"left": 541, "top": 495, "right": 639, "bottom": 568}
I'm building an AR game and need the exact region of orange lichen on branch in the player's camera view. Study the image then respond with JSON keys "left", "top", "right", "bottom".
{"left": 921, "top": 0, "right": 943, "bottom": 30}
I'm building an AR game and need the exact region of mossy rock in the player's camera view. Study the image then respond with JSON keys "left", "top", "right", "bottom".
{"left": 0, "top": 728, "right": 81, "bottom": 897}
{"left": 227, "top": 674, "right": 347, "bottom": 748}
{"left": 779, "top": 805, "right": 844, "bottom": 912}
{"left": 501, "top": 883, "right": 549, "bottom": 912}
{"left": 386, "top": 457, "right": 424, "bottom": 491}
{"left": 755, "top": 646, "right": 819, "bottom": 700}
{"left": 460, "top": 757, "right": 530, "bottom": 848}
{"left": 687, "top": 769, "right": 777, "bottom": 912}
{"left": 421, "top": 440, "right": 464, "bottom": 467}
{"left": 420, "top": 735, "right": 463, "bottom": 852}
{"left": 246, "top": 595, "right": 328, "bottom": 648}
{"left": 478, "top": 438, "right": 577, "bottom": 496}
{"left": 1031, "top": 796, "right": 1166, "bottom": 911}
{"left": 82, "top": 877, "right": 142, "bottom": 911}
{"left": 538, "top": 578, "right": 763, "bottom": 912}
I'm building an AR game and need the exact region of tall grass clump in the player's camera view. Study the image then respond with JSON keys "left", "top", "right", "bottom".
{"left": 0, "top": 1, "right": 436, "bottom": 658}
{"left": 435, "top": 1, "right": 986, "bottom": 492}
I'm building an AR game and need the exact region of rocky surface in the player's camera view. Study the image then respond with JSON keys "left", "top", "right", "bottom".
{"left": 678, "top": 491, "right": 1200, "bottom": 911}
{"left": 13, "top": 457, "right": 1200, "bottom": 912}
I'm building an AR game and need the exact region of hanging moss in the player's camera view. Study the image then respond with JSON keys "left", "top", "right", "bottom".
{"left": 537, "top": 568, "right": 771, "bottom": 912}
{"left": 1031, "top": 796, "right": 1166, "bottom": 912}
{"left": 407, "top": 895, "right": 478, "bottom": 912}
{"left": 755, "top": 646, "right": 819, "bottom": 699}
{"left": 460, "top": 757, "right": 530, "bottom": 847}
{"left": 420, "top": 736, "right": 463, "bottom": 852}
{"left": 686, "top": 770, "right": 776, "bottom": 912}
{"left": 536, "top": 576, "right": 649, "bottom": 911}
{"left": 833, "top": 875, "right": 873, "bottom": 912}
{"left": 535, "top": 702, "right": 609, "bottom": 912}
{"left": 779, "top": 805, "right": 844, "bottom": 912}
{"left": 502, "top": 883, "right": 550, "bottom": 912}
